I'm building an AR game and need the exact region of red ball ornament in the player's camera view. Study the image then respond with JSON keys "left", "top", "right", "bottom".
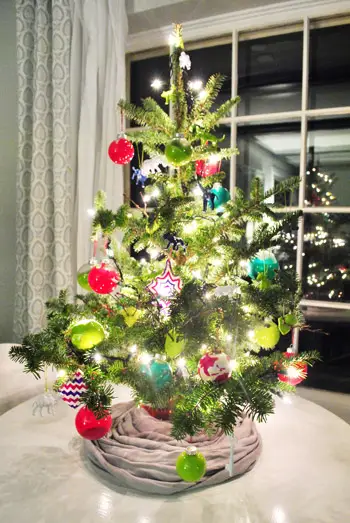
{"left": 108, "top": 136, "right": 134, "bottom": 165}
{"left": 75, "top": 406, "right": 112, "bottom": 440}
{"left": 277, "top": 351, "right": 307, "bottom": 386}
{"left": 195, "top": 156, "right": 221, "bottom": 178}
{"left": 88, "top": 261, "right": 120, "bottom": 295}
{"left": 198, "top": 351, "right": 232, "bottom": 383}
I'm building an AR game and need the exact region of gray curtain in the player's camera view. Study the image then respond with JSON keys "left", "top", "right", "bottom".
{"left": 14, "top": 0, "right": 73, "bottom": 339}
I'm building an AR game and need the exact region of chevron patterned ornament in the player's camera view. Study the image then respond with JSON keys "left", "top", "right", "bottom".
{"left": 58, "top": 370, "right": 88, "bottom": 409}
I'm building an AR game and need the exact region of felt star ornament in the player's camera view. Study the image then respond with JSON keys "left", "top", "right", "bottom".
{"left": 147, "top": 259, "right": 182, "bottom": 310}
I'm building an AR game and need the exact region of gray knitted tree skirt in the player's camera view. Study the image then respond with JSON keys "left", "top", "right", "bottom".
{"left": 84, "top": 401, "right": 262, "bottom": 495}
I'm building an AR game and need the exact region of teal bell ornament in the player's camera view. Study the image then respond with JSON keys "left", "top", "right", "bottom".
{"left": 210, "top": 183, "right": 231, "bottom": 212}
{"left": 165, "top": 133, "right": 192, "bottom": 167}
{"left": 247, "top": 250, "right": 279, "bottom": 281}
{"left": 150, "top": 360, "right": 173, "bottom": 390}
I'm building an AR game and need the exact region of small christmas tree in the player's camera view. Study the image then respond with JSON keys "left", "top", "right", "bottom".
{"left": 11, "top": 25, "right": 317, "bottom": 481}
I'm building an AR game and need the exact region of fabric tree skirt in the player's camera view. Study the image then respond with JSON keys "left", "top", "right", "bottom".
{"left": 84, "top": 401, "right": 262, "bottom": 495}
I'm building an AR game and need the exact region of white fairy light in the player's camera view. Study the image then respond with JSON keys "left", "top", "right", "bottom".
{"left": 287, "top": 366, "right": 300, "bottom": 379}
{"left": 208, "top": 154, "right": 220, "bottom": 165}
{"left": 226, "top": 334, "right": 233, "bottom": 341}
{"left": 177, "top": 357, "right": 186, "bottom": 368}
{"left": 198, "top": 90, "right": 208, "bottom": 101}
{"left": 239, "top": 260, "right": 248, "bottom": 268}
{"left": 140, "top": 258, "right": 147, "bottom": 265}
{"left": 212, "top": 258, "right": 222, "bottom": 267}
{"left": 57, "top": 369, "right": 66, "bottom": 378}
{"left": 192, "top": 269, "right": 202, "bottom": 279}
{"left": 94, "top": 352, "right": 102, "bottom": 363}
{"left": 143, "top": 194, "right": 151, "bottom": 203}
{"left": 149, "top": 247, "right": 160, "bottom": 259}
{"left": 129, "top": 344, "right": 138, "bottom": 354}
{"left": 201, "top": 344, "right": 208, "bottom": 351}
{"left": 151, "top": 78, "right": 163, "bottom": 90}
{"left": 127, "top": 212, "right": 133, "bottom": 218}
{"left": 168, "top": 33, "right": 181, "bottom": 47}
{"left": 192, "top": 185, "right": 203, "bottom": 197}
{"left": 152, "top": 187, "right": 160, "bottom": 198}
{"left": 204, "top": 292, "right": 212, "bottom": 300}
{"left": 247, "top": 330, "right": 255, "bottom": 340}
{"left": 87, "top": 208, "right": 96, "bottom": 217}
{"left": 229, "top": 359, "right": 238, "bottom": 372}
{"left": 183, "top": 221, "right": 198, "bottom": 234}
{"left": 188, "top": 79, "right": 203, "bottom": 91}
{"left": 140, "top": 353, "right": 152, "bottom": 365}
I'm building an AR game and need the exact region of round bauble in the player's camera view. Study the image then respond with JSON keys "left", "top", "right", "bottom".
{"left": 70, "top": 319, "right": 105, "bottom": 350}
{"left": 165, "top": 134, "right": 192, "bottom": 166}
{"left": 165, "top": 329, "right": 185, "bottom": 359}
{"left": 58, "top": 370, "right": 87, "bottom": 409}
{"left": 88, "top": 261, "right": 120, "bottom": 295}
{"left": 195, "top": 158, "right": 220, "bottom": 178}
{"left": 198, "top": 351, "right": 232, "bottom": 383}
{"left": 121, "top": 306, "right": 141, "bottom": 327}
{"left": 284, "top": 313, "right": 298, "bottom": 326}
{"left": 77, "top": 260, "right": 97, "bottom": 291}
{"left": 247, "top": 250, "right": 279, "bottom": 281}
{"left": 253, "top": 322, "right": 280, "bottom": 349}
{"left": 176, "top": 446, "right": 206, "bottom": 482}
{"left": 108, "top": 136, "right": 134, "bottom": 165}
{"left": 278, "top": 352, "right": 307, "bottom": 386}
{"left": 210, "top": 184, "right": 231, "bottom": 212}
{"left": 149, "top": 360, "right": 173, "bottom": 390}
{"left": 75, "top": 406, "right": 112, "bottom": 440}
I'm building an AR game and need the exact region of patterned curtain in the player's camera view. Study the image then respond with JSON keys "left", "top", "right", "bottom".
{"left": 14, "top": 0, "right": 73, "bottom": 339}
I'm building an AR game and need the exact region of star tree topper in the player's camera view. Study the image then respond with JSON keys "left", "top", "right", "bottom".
{"left": 147, "top": 259, "right": 182, "bottom": 309}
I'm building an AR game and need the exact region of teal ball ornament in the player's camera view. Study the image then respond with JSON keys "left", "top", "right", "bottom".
{"left": 210, "top": 184, "right": 231, "bottom": 212}
{"left": 150, "top": 360, "right": 172, "bottom": 390}
{"left": 165, "top": 134, "right": 192, "bottom": 167}
{"left": 247, "top": 250, "right": 279, "bottom": 281}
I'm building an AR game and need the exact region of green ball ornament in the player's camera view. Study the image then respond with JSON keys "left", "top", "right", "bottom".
{"left": 77, "top": 260, "right": 96, "bottom": 291}
{"left": 284, "top": 313, "right": 298, "bottom": 326}
{"left": 165, "top": 329, "right": 185, "bottom": 358}
{"left": 253, "top": 322, "right": 280, "bottom": 349}
{"left": 70, "top": 320, "right": 105, "bottom": 350}
{"left": 176, "top": 446, "right": 206, "bottom": 482}
{"left": 247, "top": 250, "right": 279, "bottom": 281}
{"left": 210, "top": 184, "right": 231, "bottom": 212}
{"left": 150, "top": 360, "right": 172, "bottom": 390}
{"left": 165, "top": 133, "right": 192, "bottom": 166}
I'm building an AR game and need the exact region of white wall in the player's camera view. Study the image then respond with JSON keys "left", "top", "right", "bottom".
{"left": 0, "top": 0, "right": 17, "bottom": 342}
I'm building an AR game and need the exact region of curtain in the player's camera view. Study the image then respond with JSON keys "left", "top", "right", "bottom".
{"left": 70, "top": 0, "right": 128, "bottom": 272}
{"left": 14, "top": 0, "right": 73, "bottom": 339}
{"left": 14, "top": 0, "right": 127, "bottom": 339}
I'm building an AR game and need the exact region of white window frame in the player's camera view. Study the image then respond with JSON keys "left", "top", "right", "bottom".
{"left": 126, "top": 0, "right": 350, "bottom": 351}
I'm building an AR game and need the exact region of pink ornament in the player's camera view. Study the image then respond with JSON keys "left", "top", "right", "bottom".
{"left": 198, "top": 352, "right": 232, "bottom": 383}
{"left": 75, "top": 406, "right": 112, "bottom": 440}
{"left": 58, "top": 370, "right": 87, "bottom": 409}
{"left": 147, "top": 259, "right": 182, "bottom": 310}
{"left": 88, "top": 262, "right": 120, "bottom": 295}
{"left": 195, "top": 157, "right": 221, "bottom": 178}
{"left": 108, "top": 137, "right": 134, "bottom": 165}
{"left": 277, "top": 351, "right": 307, "bottom": 386}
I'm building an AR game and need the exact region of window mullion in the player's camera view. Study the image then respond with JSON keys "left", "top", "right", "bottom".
{"left": 230, "top": 29, "right": 238, "bottom": 196}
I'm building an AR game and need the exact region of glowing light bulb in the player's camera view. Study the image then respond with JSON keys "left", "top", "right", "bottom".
{"left": 149, "top": 247, "right": 160, "bottom": 259}
{"left": 152, "top": 187, "right": 160, "bottom": 198}
{"left": 57, "top": 369, "right": 66, "bottom": 378}
{"left": 192, "top": 185, "right": 203, "bottom": 197}
{"left": 143, "top": 194, "right": 151, "bottom": 203}
{"left": 198, "top": 90, "right": 208, "bottom": 101}
{"left": 87, "top": 208, "right": 96, "bottom": 217}
{"left": 140, "top": 258, "right": 147, "bottom": 265}
{"left": 151, "top": 78, "right": 163, "bottom": 90}
{"left": 140, "top": 353, "right": 152, "bottom": 365}
{"left": 177, "top": 357, "right": 186, "bottom": 368}
{"left": 201, "top": 344, "right": 208, "bottom": 351}
{"left": 129, "top": 344, "right": 138, "bottom": 354}
{"left": 94, "top": 352, "right": 102, "bottom": 363}
{"left": 247, "top": 330, "right": 255, "bottom": 340}
{"left": 127, "top": 212, "right": 133, "bottom": 218}
{"left": 287, "top": 366, "right": 300, "bottom": 378}
{"left": 229, "top": 359, "right": 238, "bottom": 371}
{"left": 226, "top": 334, "right": 233, "bottom": 341}
{"left": 204, "top": 292, "right": 211, "bottom": 300}
{"left": 192, "top": 269, "right": 202, "bottom": 279}
{"left": 188, "top": 79, "right": 203, "bottom": 91}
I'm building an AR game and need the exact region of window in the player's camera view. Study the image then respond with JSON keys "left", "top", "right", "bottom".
{"left": 127, "top": 15, "right": 350, "bottom": 371}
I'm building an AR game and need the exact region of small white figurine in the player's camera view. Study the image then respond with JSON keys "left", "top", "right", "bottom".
{"left": 32, "top": 392, "right": 58, "bottom": 417}
{"left": 179, "top": 51, "right": 191, "bottom": 70}
{"left": 141, "top": 155, "right": 168, "bottom": 174}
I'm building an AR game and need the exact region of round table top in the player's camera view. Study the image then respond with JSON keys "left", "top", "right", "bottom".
{"left": 0, "top": 387, "right": 350, "bottom": 523}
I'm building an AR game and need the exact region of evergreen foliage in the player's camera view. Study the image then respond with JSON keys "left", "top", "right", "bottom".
{"left": 11, "top": 24, "right": 319, "bottom": 438}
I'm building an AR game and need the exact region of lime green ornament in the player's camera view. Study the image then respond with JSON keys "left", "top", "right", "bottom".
{"left": 165, "top": 133, "right": 192, "bottom": 166}
{"left": 253, "top": 322, "right": 280, "bottom": 349}
{"left": 278, "top": 316, "right": 291, "bottom": 336}
{"left": 121, "top": 307, "right": 141, "bottom": 327}
{"left": 70, "top": 320, "right": 105, "bottom": 350}
{"left": 165, "top": 329, "right": 185, "bottom": 358}
{"left": 284, "top": 313, "right": 298, "bottom": 326}
{"left": 77, "top": 260, "right": 96, "bottom": 291}
{"left": 176, "top": 446, "right": 206, "bottom": 482}
{"left": 210, "top": 183, "right": 231, "bottom": 213}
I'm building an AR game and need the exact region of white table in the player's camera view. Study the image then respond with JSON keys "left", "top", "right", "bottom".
{"left": 0, "top": 388, "right": 350, "bottom": 523}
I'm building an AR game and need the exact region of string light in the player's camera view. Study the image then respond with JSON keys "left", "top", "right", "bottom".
{"left": 143, "top": 194, "right": 151, "bottom": 203}
{"left": 229, "top": 359, "right": 238, "bottom": 372}
{"left": 152, "top": 187, "right": 160, "bottom": 198}
{"left": 198, "top": 90, "right": 208, "bottom": 101}
{"left": 87, "top": 208, "right": 96, "bottom": 217}
{"left": 188, "top": 79, "right": 203, "bottom": 91}
{"left": 177, "top": 357, "right": 186, "bottom": 368}
{"left": 57, "top": 369, "right": 66, "bottom": 378}
{"left": 247, "top": 330, "right": 255, "bottom": 340}
{"left": 94, "top": 352, "right": 102, "bottom": 363}
{"left": 226, "top": 334, "right": 233, "bottom": 341}
{"left": 140, "top": 353, "right": 152, "bottom": 365}
{"left": 151, "top": 78, "right": 163, "bottom": 90}
{"left": 192, "top": 269, "right": 202, "bottom": 279}
{"left": 149, "top": 247, "right": 160, "bottom": 259}
{"left": 129, "top": 344, "right": 138, "bottom": 354}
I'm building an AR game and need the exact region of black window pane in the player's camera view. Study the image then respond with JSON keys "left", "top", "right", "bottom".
{"left": 130, "top": 55, "right": 169, "bottom": 116}
{"left": 309, "top": 24, "right": 350, "bottom": 110}
{"left": 303, "top": 213, "right": 350, "bottom": 302}
{"left": 238, "top": 32, "right": 302, "bottom": 116}
{"left": 237, "top": 122, "right": 300, "bottom": 205}
{"left": 306, "top": 118, "right": 350, "bottom": 207}
{"left": 186, "top": 44, "right": 232, "bottom": 108}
